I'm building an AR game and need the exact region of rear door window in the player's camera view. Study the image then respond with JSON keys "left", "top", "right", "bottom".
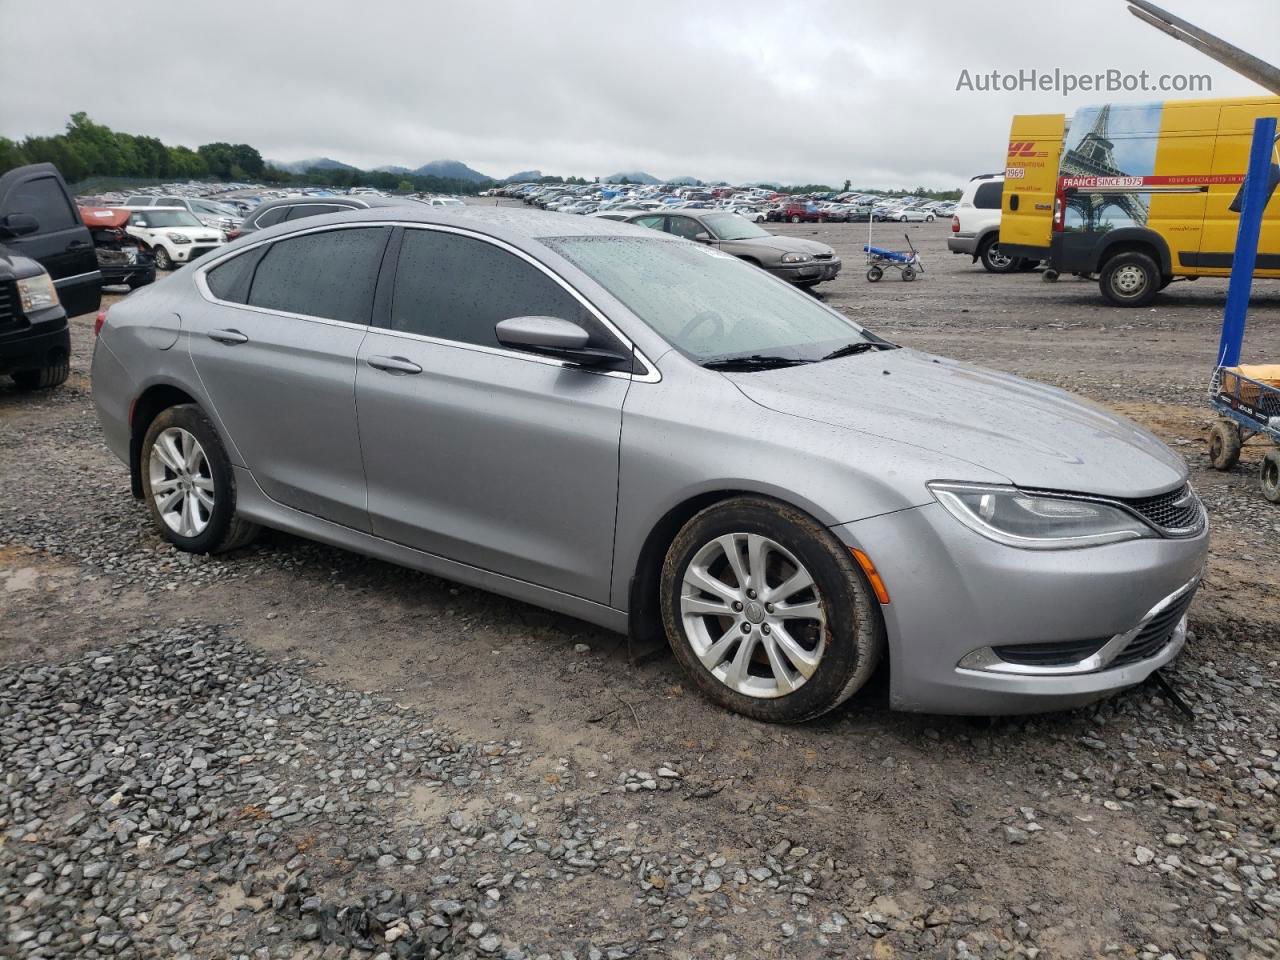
{"left": 246, "top": 227, "right": 389, "bottom": 324}
{"left": 205, "top": 252, "right": 257, "bottom": 304}
{"left": 253, "top": 205, "right": 288, "bottom": 228}
{"left": 973, "top": 181, "right": 1003, "bottom": 209}
{"left": 666, "top": 216, "right": 704, "bottom": 241}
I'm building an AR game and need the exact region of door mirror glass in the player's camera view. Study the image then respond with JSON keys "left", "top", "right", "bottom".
{"left": 0, "top": 213, "right": 39, "bottom": 238}
{"left": 693, "top": 232, "right": 712, "bottom": 243}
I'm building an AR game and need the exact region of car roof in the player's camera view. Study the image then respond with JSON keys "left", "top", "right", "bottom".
{"left": 249, "top": 195, "right": 405, "bottom": 213}
{"left": 245, "top": 203, "right": 676, "bottom": 246}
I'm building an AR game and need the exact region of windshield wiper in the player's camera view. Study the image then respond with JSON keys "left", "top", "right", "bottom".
{"left": 701, "top": 354, "right": 812, "bottom": 371}
{"left": 819, "top": 341, "right": 896, "bottom": 362}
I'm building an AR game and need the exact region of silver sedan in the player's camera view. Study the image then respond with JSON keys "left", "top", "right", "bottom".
{"left": 91, "top": 207, "right": 1207, "bottom": 722}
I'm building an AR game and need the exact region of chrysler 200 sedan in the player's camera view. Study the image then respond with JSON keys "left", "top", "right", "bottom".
{"left": 91, "top": 207, "right": 1208, "bottom": 722}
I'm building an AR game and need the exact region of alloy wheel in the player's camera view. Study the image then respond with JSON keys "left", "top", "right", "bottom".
{"left": 148, "top": 427, "right": 214, "bottom": 538}
{"left": 986, "top": 245, "right": 1012, "bottom": 268}
{"left": 680, "top": 533, "right": 827, "bottom": 699}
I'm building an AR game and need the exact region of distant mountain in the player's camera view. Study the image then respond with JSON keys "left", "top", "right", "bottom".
{"left": 412, "top": 160, "right": 492, "bottom": 182}
{"left": 269, "top": 156, "right": 358, "bottom": 174}
{"left": 503, "top": 169, "right": 542, "bottom": 182}
{"left": 668, "top": 175, "right": 703, "bottom": 186}
{"left": 602, "top": 171, "right": 660, "bottom": 185}
{"left": 374, "top": 164, "right": 412, "bottom": 175}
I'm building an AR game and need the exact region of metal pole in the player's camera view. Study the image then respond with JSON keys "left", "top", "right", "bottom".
{"left": 1216, "top": 115, "right": 1278, "bottom": 369}
{"left": 1126, "top": 0, "right": 1280, "bottom": 95}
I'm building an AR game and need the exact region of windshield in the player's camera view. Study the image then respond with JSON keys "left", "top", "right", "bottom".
{"left": 701, "top": 213, "right": 770, "bottom": 241}
{"left": 546, "top": 237, "right": 879, "bottom": 363}
{"left": 140, "top": 210, "right": 203, "bottom": 228}
{"left": 193, "top": 200, "right": 237, "bottom": 216}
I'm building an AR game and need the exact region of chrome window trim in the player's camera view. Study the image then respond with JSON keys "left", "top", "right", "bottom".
{"left": 193, "top": 219, "right": 661, "bottom": 384}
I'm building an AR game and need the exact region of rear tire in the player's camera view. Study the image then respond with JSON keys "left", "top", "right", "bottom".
{"left": 140, "top": 404, "right": 260, "bottom": 554}
{"left": 979, "top": 237, "right": 1019, "bottom": 273}
{"left": 12, "top": 355, "right": 70, "bottom": 391}
{"left": 1208, "top": 421, "right": 1242, "bottom": 471}
{"left": 1099, "top": 251, "right": 1160, "bottom": 307}
{"left": 867, "top": 266, "right": 883, "bottom": 282}
{"left": 1261, "top": 449, "right": 1280, "bottom": 504}
{"left": 790, "top": 215, "right": 801, "bottom": 223}
{"left": 660, "top": 496, "right": 884, "bottom": 723}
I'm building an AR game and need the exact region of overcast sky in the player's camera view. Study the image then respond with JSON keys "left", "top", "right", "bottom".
{"left": 2, "top": 0, "right": 1277, "bottom": 187}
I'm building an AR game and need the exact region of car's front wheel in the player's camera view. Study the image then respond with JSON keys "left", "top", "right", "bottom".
{"left": 152, "top": 245, "right": 173, "bottom": 270}
{"left": 140, "top": 404, "right": 260, "bottom": 554}
{"left": 660, "top": 496, "right": 884, "bottom": 723}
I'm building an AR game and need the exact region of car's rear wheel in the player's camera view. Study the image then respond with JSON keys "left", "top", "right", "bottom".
{"left": 12, "top": 355, "right": 69, "bottom": 391}
{"left": 1099, "top": 251, "right": 1160, "bottom": 307}
{"left": 979, "top": 237, "right": 1020, "bottom": 273}
{"left": 790, "top": 215, "right": 801, "bottom": 223}
{"left": 660, "top": 497, "right": 883, "bottom": 723}
{"left": 152, "top": 245, "right": 173, "bottom": 271}
{"left": 141, "top": 404, "right": 260, "bottom": 554}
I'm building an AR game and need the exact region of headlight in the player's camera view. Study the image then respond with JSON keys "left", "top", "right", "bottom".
{"left": 167, "top": 232, "right": 192, "bottom": 244}
{"left": 928, "top": 482, "right": 1152, "bottom": 550}
{"left": 16, "top": 272, "right": 60, "bottom": 313}
{"left": 780, "top": 252, "right": 813, "bottom": 264}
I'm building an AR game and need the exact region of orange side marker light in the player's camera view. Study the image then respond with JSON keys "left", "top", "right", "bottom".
{"left": 850, "top": 548, "right": 890, "bottom": 605}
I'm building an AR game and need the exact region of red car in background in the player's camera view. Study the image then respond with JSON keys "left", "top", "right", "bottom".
{"left": 768, "top": 202, "right": 824, "bottom": 224}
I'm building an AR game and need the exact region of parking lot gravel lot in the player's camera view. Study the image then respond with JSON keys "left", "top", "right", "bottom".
{"left": 3, "top": 209, "right": 1280, "bottom": 960}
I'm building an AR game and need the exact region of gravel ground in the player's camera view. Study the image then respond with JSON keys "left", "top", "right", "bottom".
{"left": 2, "top": 211, "right": 1279, "bottom": 959}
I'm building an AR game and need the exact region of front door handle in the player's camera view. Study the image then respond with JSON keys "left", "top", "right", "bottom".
{"left": 208, "top": 329, "right": 249, "bottom": 345}
{"left": 367, "top": 355, "right": 423, "bottom": 375}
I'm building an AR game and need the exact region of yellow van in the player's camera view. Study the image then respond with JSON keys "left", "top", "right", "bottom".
{"left": 1001, "top": 96, "right": 1280, "bottom": 306}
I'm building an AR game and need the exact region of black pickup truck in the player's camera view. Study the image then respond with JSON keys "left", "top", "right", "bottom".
{"left": 0, "top": 163, "right": 101, "bottom": 389}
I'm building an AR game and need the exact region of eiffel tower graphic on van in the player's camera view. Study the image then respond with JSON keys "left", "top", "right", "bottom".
{"left": 1061, "top": 104, "right": 1149, "bottom": 230}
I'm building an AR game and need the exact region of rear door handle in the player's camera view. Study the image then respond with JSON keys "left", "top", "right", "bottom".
{"left": 208, "top": 329, "right": 249, "bottom": 345}
{"left": 367, "top": 355, "right": 422, "bottom": 375}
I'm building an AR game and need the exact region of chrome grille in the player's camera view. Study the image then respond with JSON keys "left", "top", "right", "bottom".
{"left": 1118, "top": 483, "right": 1203, "bottom": 536}
{"left": 813, "top": 252, "right": 834, "bottom": 260}
{"left": 1111, "top": 585, "right": 1197, "bottom": 668}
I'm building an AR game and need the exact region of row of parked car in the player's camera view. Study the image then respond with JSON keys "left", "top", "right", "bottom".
{"left": 494, "top": 181, "right": 956, "bottom": 226}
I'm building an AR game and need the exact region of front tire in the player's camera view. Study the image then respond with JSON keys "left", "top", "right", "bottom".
{"left": 1208, "top": 421, "right": 1242, "bottom": 471}
{"left": 790, "top": 215, "right": 801, "bottom": 223}
{"left": 140, "top": 404, "right": 260, "bottom": 554}
{"left": 1099, "top": 251, "right": 1160, "bottom": 307}
{"left": 660, "top": 497, "right": 884, "bottom": 723}
{"left": 153, "top": 245, "right": 173, "bottom": 271}
{"left": 12, "top": 355, "right": 69, "bottom": 391}
{"left": 1261, "top": 450, "right": 1280, "bottom": 504}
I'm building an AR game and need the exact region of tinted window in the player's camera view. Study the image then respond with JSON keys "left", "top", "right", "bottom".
{"left": 247, "top": 227, "right": 388, "bottom": 324}
{"left": 286, "top": 203, "right": 345, "bottom": 221}
{"left": 159, "top": 197, "right": 184, "bottom": 207}
{"left": 253, "top": 206, "right": 289, "bottom": 228}
{"left": 973, "top": 181, "right": 1003, "bottom": 209}
{"left": 390, "top": 229, "right": 600, "bottom": 348}
{"left": 205, "top": 252, "right": 256, "bottom": 304}
{"left": 666, "top": 217, "right": 704, "bottom": 241}
{"left": 9, "top": 177, "right": 76, "bottom": 231}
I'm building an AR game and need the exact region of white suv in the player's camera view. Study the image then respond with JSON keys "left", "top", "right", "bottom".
{"left": 123, "top": 207, "right": 226, "bottom": 271}
{"left": 947, "top": 174, "right": 1037, "bottom": 273}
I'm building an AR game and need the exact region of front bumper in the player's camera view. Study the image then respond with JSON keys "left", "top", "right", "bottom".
{"left": 947, "top": 234, "right": 979, "bottom": 256}
{"left": 171, "top": 243, "right": 224, "bottom": 264}
{"left": 771, "top": 258, "right": 842, "bottom": 284}
{"left": 833, "top": 501, "right": 1209, "bottom": 715}
{"left": 0, "top": 309, "right": 70, "bottom": 375}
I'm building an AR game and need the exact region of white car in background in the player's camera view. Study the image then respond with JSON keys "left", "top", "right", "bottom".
{"left": 122, "top": 207, "right": 225, "bottom": 270}
{"left": 892, "top": 207, "right": 937, "bottom": 223}
{"left": 420, "top": 197, "right": 465, "bottom": 208}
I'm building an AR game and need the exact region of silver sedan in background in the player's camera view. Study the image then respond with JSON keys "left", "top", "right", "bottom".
{"left": 92, "top": 207, "right": 1207, "bottom": 722}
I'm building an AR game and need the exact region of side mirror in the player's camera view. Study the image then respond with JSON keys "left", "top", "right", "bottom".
{"left": 0, "top": 213, "right": 39, "bottom": 239}
{"left": 495, "top": 316, "right": 631, "bottom": 369}
{"left": 693, "top": 232, "right": 712, "bottom": 243}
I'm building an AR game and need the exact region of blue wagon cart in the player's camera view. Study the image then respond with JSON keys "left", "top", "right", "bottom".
{"left": 1205, "top": 115, "right": 1280, "bottom": 503}
{"left": 863, "top": 232, "right": 923, "bottom": 282}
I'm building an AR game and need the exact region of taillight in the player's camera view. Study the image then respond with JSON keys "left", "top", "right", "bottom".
{"left": 1053, "top": 193, "right": 1065, "bottom": 232}
{"left": 950, "top": 216, "right": 960, "bottom": 233}
{"left": 94, "top": 307, "right": 107, "bottom": 336}
{"left": 226, "top": 229, "right": 241, "bottom": 241}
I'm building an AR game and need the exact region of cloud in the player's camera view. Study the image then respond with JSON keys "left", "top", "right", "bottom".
{"left": 1, "top": 0, "right": 1274, "bottom": 186}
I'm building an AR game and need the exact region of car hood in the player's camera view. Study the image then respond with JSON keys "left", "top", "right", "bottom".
{"left": 727, "top": 235, "right": 834, "bottom": 256}
{"left": 727, "top": 348, "right": 1187, "bottom": 498}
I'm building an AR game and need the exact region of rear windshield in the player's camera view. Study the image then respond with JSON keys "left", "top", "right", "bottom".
{"left": 973, "top": 181, "right": 1003, "bottom": 209}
